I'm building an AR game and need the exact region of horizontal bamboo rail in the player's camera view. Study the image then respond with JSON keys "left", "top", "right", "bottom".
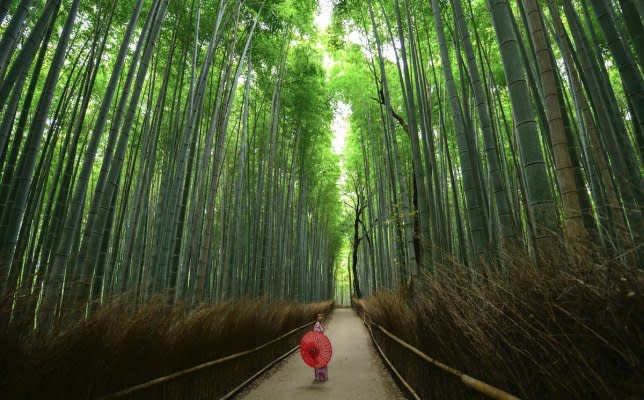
{"left": 362, "top": 313, "right": 521, "bottom": 400}
{"left": 362, "top": 316, "right": 422, "bottom": 400}
{"left": 219, "top": 343, "right": 301, "bottom": 400}
{"left": 99, "top": 319, "right": 315, "bottom": 399}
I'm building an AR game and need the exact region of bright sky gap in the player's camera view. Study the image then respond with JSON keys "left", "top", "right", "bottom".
{"left": 315, "top": 0, "right": 349, "bottom": 155}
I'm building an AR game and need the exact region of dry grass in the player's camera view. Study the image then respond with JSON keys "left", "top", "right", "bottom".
{"left": 356, "top": 248, "right": 643, "bottom": 399}
{"left": 0, "top": 296, "right": 334, "bottom": 399}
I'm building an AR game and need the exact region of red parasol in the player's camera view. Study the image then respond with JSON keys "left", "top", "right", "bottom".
{"left": 299, "top": 331, "right": 333, "bottom": 368}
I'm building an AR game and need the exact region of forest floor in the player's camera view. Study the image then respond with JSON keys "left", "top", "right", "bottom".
{"left": 236, "top": 308, "right": 406, "bottom": 399}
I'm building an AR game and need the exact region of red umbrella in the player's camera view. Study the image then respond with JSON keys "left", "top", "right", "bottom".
{"left": 300, "top": 331, "right": 332, "bottom": 368}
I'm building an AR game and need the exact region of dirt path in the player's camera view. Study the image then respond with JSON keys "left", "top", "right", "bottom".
{"left": 236, "top": 308, "right": 406, "bottom": 399}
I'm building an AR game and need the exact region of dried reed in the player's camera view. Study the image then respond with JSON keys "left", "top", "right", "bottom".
{"left": 356, "top": 247, "right": 643, "bottom": 399}
{"left": 0, "top": 296, "right": 334, "bottom": 399}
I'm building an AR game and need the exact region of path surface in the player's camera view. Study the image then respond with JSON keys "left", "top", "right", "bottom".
{"left": 237, "top": 308, "right": 406, "bottom": 399}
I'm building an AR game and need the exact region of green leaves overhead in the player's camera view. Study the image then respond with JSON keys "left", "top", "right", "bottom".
{"left": 0, "top": 0, "right": 343, "bottom": 325}
{"left": 329, "top": 0, "right": 643, "bottom": 295}
{"left": 0, "top": 0, "right": 641, "bottom": 325}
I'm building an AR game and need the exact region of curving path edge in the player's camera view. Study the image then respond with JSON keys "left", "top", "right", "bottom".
{"left": 236, "top": 308, "right": 406, "bottom": 399}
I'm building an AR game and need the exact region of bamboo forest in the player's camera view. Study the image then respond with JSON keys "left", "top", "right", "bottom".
{"left": 0, "top": 0, "right": 642, "bottom": 398}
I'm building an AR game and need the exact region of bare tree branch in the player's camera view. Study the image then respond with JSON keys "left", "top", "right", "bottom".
{"left": 372, "top": 87, "right": 409, "bottom": 133}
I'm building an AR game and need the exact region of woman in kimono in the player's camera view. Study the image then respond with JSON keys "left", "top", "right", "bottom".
{"left": 313, "top": 313, "right": 328, "bottom": 381}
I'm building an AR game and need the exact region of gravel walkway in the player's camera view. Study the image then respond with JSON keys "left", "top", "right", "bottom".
{"left": 236, "top": 308, "right": 406, "bottom": 399}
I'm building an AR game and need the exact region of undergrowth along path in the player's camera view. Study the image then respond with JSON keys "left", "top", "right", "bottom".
{"left": 237, "top": 308, "right": 405, "bottom": 399}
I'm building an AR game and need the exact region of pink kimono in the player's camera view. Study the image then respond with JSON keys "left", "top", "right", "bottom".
{"left": 313, "top": 321, "right": 328, "bottom": 381}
